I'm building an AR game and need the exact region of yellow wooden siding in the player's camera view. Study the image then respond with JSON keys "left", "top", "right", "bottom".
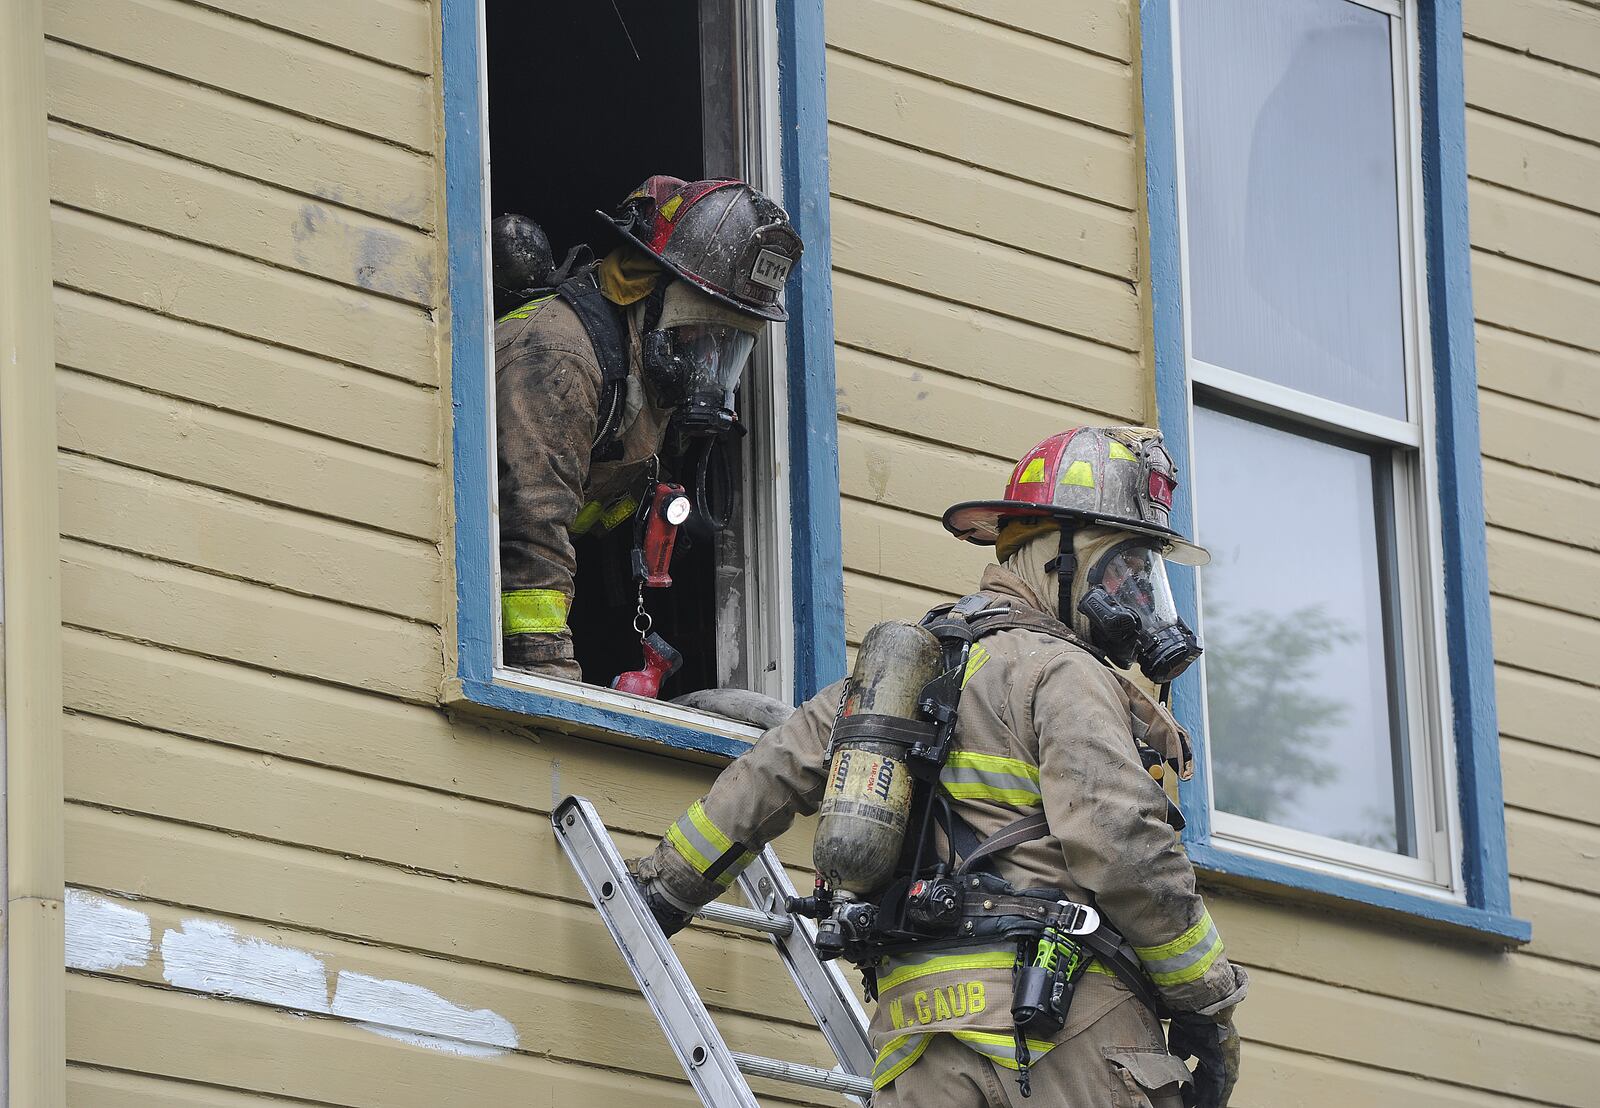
{"left": 818, "top": 1, "right": 1600, "bottom": 1104}
{"left": 1464, "top": 14, "right": 1600, "bottom": 1093}
{"left": 45, "top": 0, "right": 846, "bottom": 1101}
{"left": 827, "top": 0, "right": 1145, "bottom": 659}
{"left": 46, "top": 0, "right": 1600, "bottom": 1104}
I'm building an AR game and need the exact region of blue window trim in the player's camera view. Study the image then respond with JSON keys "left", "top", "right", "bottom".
{"left": 440, "top": 0, "right": 845, "bottom": 759}
{"left": 1139, "top": 0, "right": 1528, "bottom": 943}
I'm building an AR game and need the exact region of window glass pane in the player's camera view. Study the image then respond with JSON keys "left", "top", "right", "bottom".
{"left": 1193, "top": 404, "right": 1413, "bottom": 855}
{"left": 1180, "top": 0, "right": 1407, "bottom": 419}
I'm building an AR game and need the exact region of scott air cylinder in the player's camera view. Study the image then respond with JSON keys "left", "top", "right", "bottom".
{"left": 812, "top": 620, "right": 943, "bottom": 898}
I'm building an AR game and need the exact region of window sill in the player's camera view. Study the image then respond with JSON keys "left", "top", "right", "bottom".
{"left": 442, "top": 674, "right": 760, "bottom": 764}
{"left": 1186, "top": 841, "right": 1531, "bottom": 946}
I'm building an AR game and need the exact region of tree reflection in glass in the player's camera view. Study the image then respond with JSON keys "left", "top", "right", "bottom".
{"left": 1194, "top": 406, "right": 1411, "bottom": 857}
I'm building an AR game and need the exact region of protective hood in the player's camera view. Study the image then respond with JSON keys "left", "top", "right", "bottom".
{"left": 1001, "top": 526, "right": 1066, "bottom": 621}
{"left": 598, "top": 245, "right": 665, "bottom": 306}
{"left": 1001, "top": 524, "right": 1125, "bottom": 639}
{"left": 997, "top": 528, "right": 1195, "bottom": 774}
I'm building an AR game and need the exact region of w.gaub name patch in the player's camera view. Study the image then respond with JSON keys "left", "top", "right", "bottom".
{"left": 750, "top": 248, "right": 793, "bottom": 290}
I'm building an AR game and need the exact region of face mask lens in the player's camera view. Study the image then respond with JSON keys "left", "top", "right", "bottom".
{"left": 671, "top": 324, "right": 757, "bottom": 397}
{"left": 1096, "top": 544, "right": 1178, "bottom": 632}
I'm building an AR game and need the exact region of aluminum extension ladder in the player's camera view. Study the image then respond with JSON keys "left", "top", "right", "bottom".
{"left": 553, "top": 795, "right": 875, "bottom": 1106}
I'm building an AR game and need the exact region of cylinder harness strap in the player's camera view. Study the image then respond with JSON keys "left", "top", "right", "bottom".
{"left": 552, "top": 273, "right": 631, "bottom": 461}
{"left": 884, "top": 592, "right": 1177, "bottom": 1096}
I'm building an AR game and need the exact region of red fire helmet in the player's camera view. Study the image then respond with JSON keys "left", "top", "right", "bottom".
{"left": 599, "top": 175, "right": 801, "bottom": 322}
{"left": 942, "top": 427, "right": 1210, "bottom": 566}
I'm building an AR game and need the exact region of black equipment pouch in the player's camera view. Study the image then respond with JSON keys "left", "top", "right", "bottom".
{"left": 1011, "top": 902, "right": 1095, "bottom": 1038}
{"left": 556, "top": 274, "right": 631, "bottom": 461}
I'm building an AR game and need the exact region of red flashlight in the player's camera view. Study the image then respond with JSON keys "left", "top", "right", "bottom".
{"left": 633, "top": 481, "right": 692, "bottom": 589}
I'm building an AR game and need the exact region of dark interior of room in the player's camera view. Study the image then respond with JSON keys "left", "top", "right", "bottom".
{"left": 486, "top": 0, "right": 725, "bottom": 696}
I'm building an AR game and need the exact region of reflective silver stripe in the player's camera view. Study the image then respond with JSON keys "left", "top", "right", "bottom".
{"left": 951, "top": 1030, "right": 1058, "bottom": 1071}
{"left": 1139, "top": 918, "right": 1223, "bottom": 986}
{"left": 939, "top": 752, "right": 1043, "bottom": 807}
{"left": 871, "top": 1033, "right": 931, "bottom": 1089}
{"left": 665, "top": 801, "right": 751, "bottom": 887}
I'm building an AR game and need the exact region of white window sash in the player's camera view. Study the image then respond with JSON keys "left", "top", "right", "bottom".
{"left": 1172, "top": 0, "right": 1462, "bottom": 892}
{"left": 1189, "top": 360, "right": 1421, "bottom": 448}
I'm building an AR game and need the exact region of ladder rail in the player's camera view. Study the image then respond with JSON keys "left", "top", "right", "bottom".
{"left": 730, "top": 849, "right": 875, "bottom": 1085}
{"left": 554, "top": 795, "right": 875, "bottom": 1106}
{"left": 554, "top": 796, "right": 762, "bottom": 1108}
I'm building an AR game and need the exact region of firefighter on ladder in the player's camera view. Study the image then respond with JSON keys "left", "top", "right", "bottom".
{"left": 632, "top": 427, "right": 1248, "bottom": 1107}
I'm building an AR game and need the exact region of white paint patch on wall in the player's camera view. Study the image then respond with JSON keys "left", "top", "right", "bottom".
{"left": 65, "top": 888, "right": 152, "bottom": 972}
{"left": 64, "top": 893, "right": 519, "bottom": 1061}
{"left": 332, "top": 971, "right": 519, "bottom": 1057}
{"left": 161, "top": 919, "right": 331, "bottom": 1013}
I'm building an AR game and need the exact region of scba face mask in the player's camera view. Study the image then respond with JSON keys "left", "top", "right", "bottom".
{"left": 1077, "top": 538, "right": 1202, "bottom": 683}
{"left": 643, "top": 322, "right": 757, "bottom": 436}
{"left": 642, "top": 281, "right": 763, "bottom": 437}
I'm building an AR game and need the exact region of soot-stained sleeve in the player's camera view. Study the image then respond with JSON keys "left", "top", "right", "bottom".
{"left": 644, "top": 679, "right": 846, "bottom": 910}
{"left": 1032, "top": 649, "right": 1244, "bottom": 1013}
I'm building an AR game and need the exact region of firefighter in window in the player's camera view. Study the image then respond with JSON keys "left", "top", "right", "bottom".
{"left": 494, "top": 176, "right": 801, "bottom": 687}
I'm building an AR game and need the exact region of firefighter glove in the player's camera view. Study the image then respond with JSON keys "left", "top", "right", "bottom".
{"left": 626, "top": 857, "right": 692, "bottom": 938}
{"left": 1168, "top": 1008, "right": 1241, "bottom": 1108}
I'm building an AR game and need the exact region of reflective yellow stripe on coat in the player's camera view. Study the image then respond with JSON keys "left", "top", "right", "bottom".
{"left": 876, "top": 948, "right": 1015, "bottom": 994}
{"left": 1134, "top": 908, "right": 1225, "bottom": 986}
{"left": 951, "top": 1029, "right": 1058, "bottom": 1072}
{"left": 872, "top": 1033, "right": 932, "bottom": 1089}
{"left": 501, "top": 589, "right": 570, "bottom": 635}
{"left": 872, "top": 1031, "right": 1057, "bottom": 1089}
{"left": 665, "top": 801, "right": 755, "bottom": 888}
{"left": 495, "top": 293, "right": 556, "bottom": 322}
{"left": 940, "top": 751, "right": 1043, "bottom": 807}
{"left": 571, "top": 495, "right": 640, "bottom": 537}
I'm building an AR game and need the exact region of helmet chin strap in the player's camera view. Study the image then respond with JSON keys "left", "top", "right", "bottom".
{"left": 1043, "top": 522, "right": 1078, "bottom": 625}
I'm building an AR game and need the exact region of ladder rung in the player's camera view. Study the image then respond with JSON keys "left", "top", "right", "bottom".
{"left": 694, "top": 901, "right": 795, "bottom": 936}
{"left": 731, "top": 1051, "right": 874, "bottom": 1097}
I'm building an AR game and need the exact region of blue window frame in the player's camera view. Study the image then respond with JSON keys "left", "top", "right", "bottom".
{"left": 439, "top": 0, "right": 845, "bottom": 758}
{"left": 1142, "top": 0, "right": 1528, "bottom": 942}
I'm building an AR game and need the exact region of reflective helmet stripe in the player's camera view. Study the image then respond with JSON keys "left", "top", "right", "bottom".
{"left": 648, "top": 179, "right": 738, "bottom": 253}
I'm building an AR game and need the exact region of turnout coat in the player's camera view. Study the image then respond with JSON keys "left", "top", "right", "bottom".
{"left": 640, "top": 564, "right": 1247, "bottom": 1092}
{"left": 494, "top": 291, "right": 670, "bottom": 678}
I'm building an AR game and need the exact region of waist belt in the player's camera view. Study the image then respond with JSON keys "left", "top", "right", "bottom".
{"left": 863, "top": 874, "right": 1169, "bottom": 1020}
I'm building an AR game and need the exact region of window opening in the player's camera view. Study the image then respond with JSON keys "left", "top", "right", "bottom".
{"left": 484, "top": 0, "right": 788, "bottom": 704}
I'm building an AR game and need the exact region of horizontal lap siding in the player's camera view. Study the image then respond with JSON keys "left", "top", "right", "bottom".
{"left": 825, "top": 0, "right": 1145, "bottom": 645}
{"left": 50, "top": 0, "right": 1600, "bottom": 1105}
{"left": 834, "top": 1, "right": 1600, "bottom": 1105}
{"left": 1465, "top": 8, "right": 1600, "bottom": 1072}
{"left": 45, "top": 0, "right": 848, "bottom": 1103}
